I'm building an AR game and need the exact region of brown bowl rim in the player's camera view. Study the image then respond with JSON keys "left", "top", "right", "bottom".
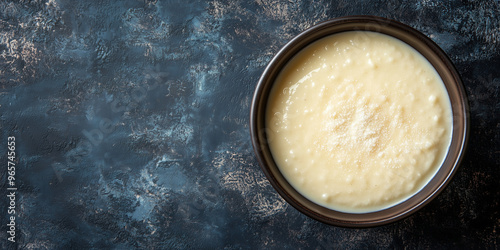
{"left": 250, "top": 15, "right": 469, "bottom": 227}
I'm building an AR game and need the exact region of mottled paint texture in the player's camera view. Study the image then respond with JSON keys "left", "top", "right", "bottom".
{"left": 0, "top": 0, "right": 498, "bottom": 249}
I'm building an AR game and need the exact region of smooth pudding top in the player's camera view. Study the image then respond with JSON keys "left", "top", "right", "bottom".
{"left": 266, "top": 31, "right": 452, "bottom": 213}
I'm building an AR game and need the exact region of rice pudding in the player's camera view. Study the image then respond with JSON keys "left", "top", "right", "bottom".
{"left": 266, "top": 31, "right": 452, "bottom": 213}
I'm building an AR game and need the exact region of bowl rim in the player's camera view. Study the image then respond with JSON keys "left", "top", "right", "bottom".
{"left": 250, "top": 15, "right": 469, "bottom": 227}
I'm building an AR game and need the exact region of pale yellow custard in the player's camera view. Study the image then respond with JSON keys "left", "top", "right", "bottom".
{"left": 266, "top": 31, "right": 452, "bottom": 213}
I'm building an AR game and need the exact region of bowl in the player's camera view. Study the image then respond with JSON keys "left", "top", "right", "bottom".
{"left": 250, "top": 16, "right": 469, "bottom": 227}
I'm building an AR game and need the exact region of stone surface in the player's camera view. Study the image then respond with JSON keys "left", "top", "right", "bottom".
{"left": 0, "top": 0, "right": 498, "bottom": 249}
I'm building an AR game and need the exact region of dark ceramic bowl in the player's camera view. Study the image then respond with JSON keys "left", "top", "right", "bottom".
{"left": 250, "top": 16, "right": 469, "bottom": 227}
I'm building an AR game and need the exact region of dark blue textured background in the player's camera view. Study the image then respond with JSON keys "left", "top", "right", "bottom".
{"left": 0, "top": 0, "right": 498, "bottom": 249}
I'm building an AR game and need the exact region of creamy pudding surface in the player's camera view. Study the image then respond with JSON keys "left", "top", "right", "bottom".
{"left": 266, "top": 31, "right": 452, "bottom": 213}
